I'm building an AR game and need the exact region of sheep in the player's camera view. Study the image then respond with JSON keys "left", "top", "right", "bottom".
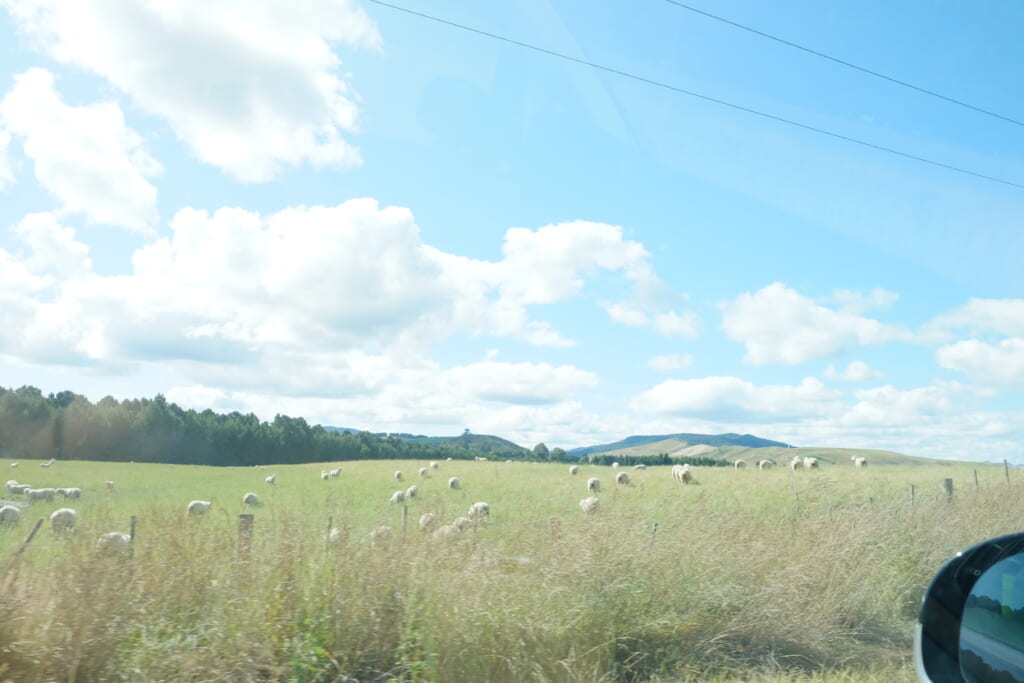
{"left": 96, "top": 531, "right": 131, "bottom": 556}
{"left": 419, "top": 512, "right": 438, "bottom": 532}
{"left": 475, "top": 456, "right": 488, "bottom": 462}
{"left": 242, "top": 492, "right": 260, "bottom": 507}
{"left": 387, "top": 490, "right": 405, "bottom": 505}
{"left": 615, "top": 471, "right": 630, "bottom": 487}
{"left": 187, "top": 500, "right": 212, "bottom": 516}
{"left": 56, "top": 487, "right": 81, "bottom": 500}
{"left": 9, "top": 462, "right": 17, "bottom": 468}
{"left": 448, "top": 477, "right": 461, "bottom": 490}
{"left": 851, "top": 456, "right": 868, "bottom": 468}
{"left": 452, "top": 516, "right": 473, "bottom": 531}
{"left": 419, "top": 467, "right": 430, "bottom": 478}
{"left": 321, "top": 471, "right": 329, "bottom": 481}
{"left": 9, "top": 484, "right": 30, "bottom": 495}
{"left": 579, "top": 496, "right": 599, "bottom": 515}
{"left": 789, "top": 456, "right": 803, "bottom": 471}
{"left": 370, "top": 525, "right": 393, "bottom": 548}
{"left": 672, "top": 464, "right": 692, "bottom": 484}
{"left": 468, "top": 501, "right": 490, "bottom": 521}
{"left": 611, "top": 462, "right": 620, "bottom": 468}
{"left": 758, "top": 459, "right": 775, "bottom": 470}
{"left": 803, "top": 457, "right": 819, "bottom": 470}
{"left": 329, "top": 468, "right": 342, "bottom": 478}
{"left": 633, "top": 464, "right": 647, "bottom": 470}
{"left": 734, "top": 460, "right": 747, "bottom": 469}
{"left": 430, "top": 461, "right": 439, "bottom": 470}
{"left": 27, "top": 488, "right": 56, "bottom": 503}
{"left": 40, "top": 461, "right": 52, "bottom": 468}
{"left": 405, "top": 485, "right": 419, "bottom": 500}
{"left": 50, "top": 507, "right": 77, "bottom": 533}
{"left": 569, "top": 465, "right": 579, "bottom": 476}
{"left": 106, "top": 480, "right": 115, "bottom": 491}
{"left": 5, "top": 479, "right": 19, "bottom": 495}
{"left": 432, "top": 524, "right": 462, "bottom": 542}
{"left": 587, "top": 477, "right": 601, "bottom": 494}
{"left": 265, "top": 474, "right": 276, "bottom": 485}
{"left": 0, "top": 505, "right": 22, "bottom": 524}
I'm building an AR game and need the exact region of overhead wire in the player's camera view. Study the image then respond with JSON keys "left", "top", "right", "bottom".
{"left": 662, "top": 0, "right": 1024, "bottom": 129}
{"left": 365, "top": 0, "right": 1024, "bottom": 191}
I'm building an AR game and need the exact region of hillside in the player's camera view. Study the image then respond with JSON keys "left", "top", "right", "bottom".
{"left": 568, "top": 432, "right": 791, "bottom": 458}
{"left": 323, "top": 428, "right": 529, "bottom": 458}
{"left": 592, "top": 439, "right": 933, "bottom": 466}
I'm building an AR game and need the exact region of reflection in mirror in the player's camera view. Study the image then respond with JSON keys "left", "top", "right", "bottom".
{"left": 961, "top": 553, "right": 1024, "bottom": 683}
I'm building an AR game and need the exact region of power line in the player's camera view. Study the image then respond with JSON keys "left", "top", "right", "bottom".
{"left": 662, "top": 0, "right": 1024, "bottom": 129}
{"left": 365, "top": 0, "right": 1024, "bottom": 191}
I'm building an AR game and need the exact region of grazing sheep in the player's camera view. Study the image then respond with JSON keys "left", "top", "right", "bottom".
{"left": 326, "top": 527, "right": 347, "bottom": 546}
{"left": 452, "top": 516, "right": 473, "bottom": 531}
{"left": 370, "top": 525, "right": 393, "bottom": 548}
{"left": 419, "top": 512, "right": 438, "bottom": 532}
{"left": 5, "top": 479, "right": 19, "bottom": 495}
{"left": 242, "top": 492, "right": 260, "bottom": 507}
{"left": 633, "top": 464, "right": 647, "bottom": 470}
{"left": 9, "top": 483, "right": 30, "bottom": 495}
{"left": 579, "top": 496, "right": 599, "bottom": 515}
{"left": 394, "top": 470, "right": 403, "bottom": 481}
{"left": 446, "top": 457, "right": 453, "bottom": 461}
{"left": 40, "top": 461, "right": 52, "bottom": 468}
{"left": 187, "top": 500, "right": 212, "bottom": 516}
{"left": 9, "top": 462, "right": 16, "bottom": 468}
{"left": 758, "top": 459, "right": 775, "bottom": 470}
{"left": 789, "top": 456, "right": 803, "bottom": 471}
{"left": 611, "top": 462, "right": 620, "bottom": 469}
{"left": 418, "top": 467, "right": 430, "bottom": 478}
{"left": 56, "top": 487, "right": 81, "bottom": 500}
{"left": 321, "top": 471, "right": 329, "bottom": 481}
{"left": 569, "top": 465, "right": 579, "bottom": 476}
{"left": 734, "top": 460, "right": 747, "bottom": 469}
{"left": 265, "top": 474, "right": 276, "bottom": 485}
{"left": 405, "top": 485, "right": 419, "bottom": 500}
{"left": 50, "top": 507, "right": 77, "bottom": 533}
{"left": 432, "top": 524, "right": 461, "bottom": 542}
{"left": 331, "top": 468, "right": 342, "bottom": 478}
{"left": 387, "top": 490, "right": 405, "bottom": 505}
{"left": 672, "top": 464, "right": 692, "bottom": 484}
{"left": 448, "top": 477, "right": 461, "bottom": 490}
{"left": 615, "top": 471, "right": 630, "bottom": 487}
{"left": 430, "top": 461, "right": 439, "bottom": 470}
{"left": 0, "top": 505, "right": 22, "bottom": 524}
{"left": 851, "top": 456, "right": 868, "bottom": 468}
{"left": 96, "top": 531, "right": 131, "bottom": 556}
{"left": 106, "top": 480, "right": 115, "bottom": 491}
{"left": 587, "top": 477, "right": 601, "bottom": 494}
{"left": 468, "top": 501, "right": 490, "bottom": 521}
{"left": 27, "top": 488, "right": 56, "bottom": 503}
{"left": 475, "top": 456, "right": 488, "bottom": 462}
{"left": 803, "top": 457, "right": 819, "bottom": 470}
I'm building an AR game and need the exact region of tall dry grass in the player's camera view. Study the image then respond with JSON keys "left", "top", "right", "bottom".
{"left": 0, "top": 459, "right": 1020, "bottom": 682}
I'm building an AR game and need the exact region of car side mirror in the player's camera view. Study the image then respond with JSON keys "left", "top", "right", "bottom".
{"left": 917, "top": 532, "right": 1024, "bottom": 682}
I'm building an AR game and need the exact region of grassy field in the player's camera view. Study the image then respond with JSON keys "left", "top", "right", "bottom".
{"left": 1, "top": 457, "right": 1021, "bottom": 682}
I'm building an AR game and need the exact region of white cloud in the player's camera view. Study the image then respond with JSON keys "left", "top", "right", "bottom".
{"left": 936, "top": 338, "right": 1024, "bottom": 390}
{"left": 653, "top": 311, "right": 698, "bottom": 339}
{"left": 0, "top": 68, "right": 160, "bottom": 232}
{"left": 840, "top": 382, "right": 963, "bottom": 428}
{"left": 721, "top": 282, "right": 907, "bottom": 365}
{"left": 0, "top": 128, "right": 14, "bottom": 189}
{"left": 603, "top": 302, "right": 647, "bottom": 327}
{"left": 823, "top": 361, "right": 883, "bottom": 381}
{"left": 630, "top": 376, "right": 842, "bottom": 421}
{"left": 830, "top": 287, "right": 899, "bottom": 314}
{"left": 926, "top": 298, "right": 1024, "bottom": 339}
{"left": 648, "top": 353, "right": 693, "bottom": 371}
{"left": 2, "top": 0, "right": 380, "bottom": 181}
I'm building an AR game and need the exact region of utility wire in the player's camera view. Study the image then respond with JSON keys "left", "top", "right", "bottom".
{"left": 366, "top": 0, "right": 1024, "bottom": 191}
{"left": 662, "top": 0, "right": 1024, "bottom": 129}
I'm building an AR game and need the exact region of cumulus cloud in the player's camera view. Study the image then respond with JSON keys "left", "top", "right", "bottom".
{"left": 648, "top": 353, "right": 693, "bottom": 371}
{"left": 926, "top": 298, "right": 1024, "bottom": 339}
{"left": 0, "top": 68, "right": 160, "bottom": 232}
{"left": 2, "top": 0, "right": 380, "bottom": 181}
{"left": 721, "top": 282, "right": 907, "bottom": 365}
{"left": 840, "top": 382, "right": 963, "bottom": 428}
{"left": 823, "top": 361, "right": 883, "bottom": 382}
{"left": 830, "top": 287, "right": 899, "bottom": 314}
{"left": 0, "top": 128, "right": 13, "bottom": 189}
{"left": 629, "top": 376, "right": 842, "bottom": 421}
{"left": 936, "top": 339, "right": 1024, "bottom": 390}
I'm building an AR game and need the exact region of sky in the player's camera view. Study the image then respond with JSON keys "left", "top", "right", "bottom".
{"left": 0, "top": 0, "right": 1022, "bottom": 461}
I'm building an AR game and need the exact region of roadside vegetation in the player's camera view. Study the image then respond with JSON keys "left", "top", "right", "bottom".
{"left": 1, "top": 457, "right": 1018, "bottom": 681}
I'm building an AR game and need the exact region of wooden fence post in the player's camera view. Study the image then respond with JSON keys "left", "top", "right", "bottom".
{"left": 1005, "top": 459, "right": 1011, "bottom": 485}
{"left": 974, "top": 470, "right": 979, "bottom": 490}
{"left": 17, "top": 518, "right": 44, "bottom": 555}
{"left": 237, "top": 513, "right": 254, "bottom": 556}
{"left": 910, "top": 484, "right": 915, "bottom": 506}
{"left": 943, "top": 478, "right": 954, "bottom": 498}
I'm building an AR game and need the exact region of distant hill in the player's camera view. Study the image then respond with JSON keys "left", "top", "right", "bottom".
{"left": 568, "top": 433, "right": 791, "bottom": 458}
{"left": 323, "top": 428, "right": 529, "bottom": 458}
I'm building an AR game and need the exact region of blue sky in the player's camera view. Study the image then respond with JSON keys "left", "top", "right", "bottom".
{"left": 0, "top": 0, "right": 1021, "bottom": 460}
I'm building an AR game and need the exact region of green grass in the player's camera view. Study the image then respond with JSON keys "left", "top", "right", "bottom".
{"left": 1, "top": 457, "right": 1019, "bottom": 682}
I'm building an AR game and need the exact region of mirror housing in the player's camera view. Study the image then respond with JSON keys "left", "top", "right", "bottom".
{"left": 916, "top": 532, "right": 1024, "bottom": 682}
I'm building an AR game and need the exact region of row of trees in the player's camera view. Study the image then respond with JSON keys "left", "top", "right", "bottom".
{"left": 0, "top": 386, "right": 531, "bottom": 467}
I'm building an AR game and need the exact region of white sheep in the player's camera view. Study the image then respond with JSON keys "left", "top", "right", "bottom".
{"left": 329, "top": 468, "right": 341, "bottom": 478}
{"left": 419, "top": 512, "right": 438, "bottom": 532}
{"left": 615, "top": 471, "right": 630, "bottom": 487}
{"left": 758, "top": 459, "right": 775, "bottom": 470}
{"left": 370, "top": 525, "right": 393, "bottom": 548}
{"left": 0, "top": 505, "right": 22, "bottom": 524}
{"left": 468, "top": 501, "right": 490, "bottom": 521}
{"left": 9, "top": 483, "right": 30, "bottom": 495}
{"left": 387, "top": 490, "right": 405, "bottom": 505}
{"left": 419, "top": 467, "right": 430, "bottom": 478}
{"left": 9, "top": 462, "right": 17, "bottom": 468}
{"left": 106, "top": 480, "right": 115, "bottom": 491}
{"left": 27, "top": 488, "right": 56, "bottom": 503}
{"left": 57, "top": 487, "right": 81, "bottom": 500}
{"left": 475, "top": 456, "right": 488, "bottom": 462}
{"left": 789, "top": 456, "right": 803, "bottom": 471}
{"left": 265, "top": 474, "right": 276, "bottom": 485}
{"left": 448, "top": 477, "right": 461, "bottom": 490}
{"left": 587, "top": 477, "right": 601, "bottom": 494}
{"left": 734, "top": 460, "right": 747, "bottom": 469}
{"left": 242, "top": 492, "right": 260, "bottom": 507}
{"left": 803, "top": 457, "right": 819, "bottom": 470}
{"left": 611, "top": 462, "right": 620, "bottom": 468}
{"left": 96, "top": 531, "right": 131, "bottom": 556}
{"left": 50, "top": 507, "right": 77, "bottom": 533}
{"left": 40, "top": 461, "right": 52, "bottom": 468}
{"left": 187, "top": 500, "right": 212, "bottom": 516}
{"left": 321, "top": 471, "right": 329, "bottom": 481}
{"left": 394, "top": 470, "right": 403, "bottom": 481}
{"left": 569, "top": 465, "right": 579, "bottom": 476}
{"left": 851, "top": 456, "right": 868, "bottom": 468}
{"left": 430, "top": 461, "right": 439, "bottom": 470}
{"left": 633, "top": 464, "right": 647, "bottom": 470}
{"left": 432, "top": 524, "right": 462, "bottom": 542}
{"left": 405, "top": 485, "right": 419, "bottom": 500}
{"left": 452, "top": 516, "right": 473, "bottom": 531}
{"left": 672, "top": 464, "right": 692, "bottom": 484}
{"left": 579, "top": 496, "right": 599, "bottom": 515}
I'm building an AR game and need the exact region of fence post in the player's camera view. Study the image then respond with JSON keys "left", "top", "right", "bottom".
{"left": 974, "top": 470, "right": 979, "bottom": 490}
{"left": 943, "top": 478, "right": 954, "bottom": 498}
{"left": 16, "top": 518, "right": 44, "bottom": 555}
{"left": 237, "top": 513, "right": 254, "bottom": 556}
{"left": 1005, "top": 459, "right": 1011, "bottom": 486}
{"left": 910, "top": 484, "right": 915, "bottom": 506}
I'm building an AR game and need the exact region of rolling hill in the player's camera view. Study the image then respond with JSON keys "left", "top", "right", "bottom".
{"left": 568, "top": 432, "right": 791, "bottom": 458}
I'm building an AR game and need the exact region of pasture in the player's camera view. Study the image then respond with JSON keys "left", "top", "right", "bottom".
{"left": 1, "top": 456, "right": 1021, "bottom": 682}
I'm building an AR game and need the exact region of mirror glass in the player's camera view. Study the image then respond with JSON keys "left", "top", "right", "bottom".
{"left": 961, "top": 553, "right": 1024, "bottom": 683}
